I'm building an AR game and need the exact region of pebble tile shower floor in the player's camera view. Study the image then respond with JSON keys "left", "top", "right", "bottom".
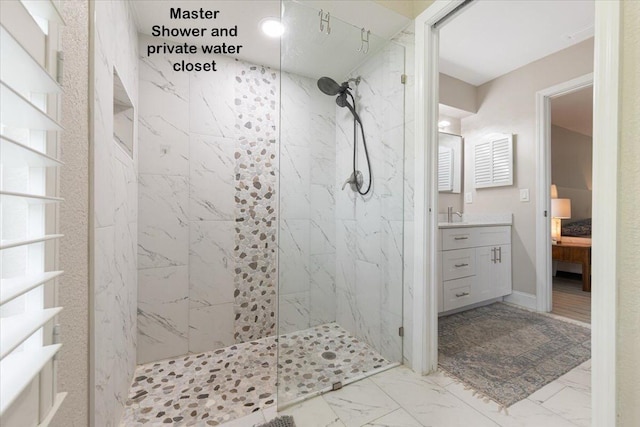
{"left": 121, "top": 323, "right": 391, "bottom": 426}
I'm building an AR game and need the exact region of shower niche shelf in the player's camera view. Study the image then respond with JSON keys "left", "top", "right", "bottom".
{"left": 113, "top": 69, "right": 134, "bottom": 158}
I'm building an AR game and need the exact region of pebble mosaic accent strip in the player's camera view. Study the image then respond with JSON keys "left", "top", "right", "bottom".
{"left": 232, "top": 64, "right": 279, "bottom": 343}
{"left": 121, "top": 323, "right": 391, "bottom": 426}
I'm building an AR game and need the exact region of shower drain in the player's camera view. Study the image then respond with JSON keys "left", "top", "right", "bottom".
{"left": 321, "top": 351, "right": 337, "bottom": 360}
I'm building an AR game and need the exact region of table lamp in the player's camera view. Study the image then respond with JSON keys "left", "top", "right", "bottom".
{"left": 551, "top": 198, "right": 571, "bottom": 244}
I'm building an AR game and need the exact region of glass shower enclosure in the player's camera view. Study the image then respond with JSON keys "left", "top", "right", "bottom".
{"left": 277, "top": 1, "right": 406, "bottom": 407}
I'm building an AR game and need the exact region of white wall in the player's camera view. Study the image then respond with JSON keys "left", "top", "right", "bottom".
{"left": 618, "top": 1, "right": 640, "bottom": 423}
{"left": 440, "top": 73, "right": 477, "bottom": 114}
{"left": 461, "top": 38, "right": 594, "bottom": 295}
{"left": 551, "top": 125, "right": 592, "bottom": 221}
{"left": 91, "top": 1, "right": 139, "bottom": 425}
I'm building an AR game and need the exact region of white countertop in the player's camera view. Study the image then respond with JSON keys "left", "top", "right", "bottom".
{"left": 437, "top": 213, "right": 513, "bottom": 228}
{"left": 438, "top": 221, "right": 512, "bottom": 228}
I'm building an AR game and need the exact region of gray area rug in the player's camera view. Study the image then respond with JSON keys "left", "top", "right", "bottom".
{"left": 438, "top": 302, "right": 590, "bottom": 408}
{"left": 258, "top": 416, "right": 296, "bottom": 427}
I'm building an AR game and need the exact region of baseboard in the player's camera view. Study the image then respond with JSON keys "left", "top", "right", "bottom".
{"left": 503, "top": 291, "right": 537, "bottom": 311}
{"left": 438, "top": 297, "right": 503, "bottom": 317}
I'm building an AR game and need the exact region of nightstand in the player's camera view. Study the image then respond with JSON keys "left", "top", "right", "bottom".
{"left": 552, "top": 242, "right": 592, "bottom": 292}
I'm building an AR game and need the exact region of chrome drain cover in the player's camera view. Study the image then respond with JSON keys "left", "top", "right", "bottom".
{"left": 321, "top": 351, "right": 336, "bottom": 360}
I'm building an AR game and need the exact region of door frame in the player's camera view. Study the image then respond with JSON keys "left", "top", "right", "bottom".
{"left": 413, "top": 1, "right": 621, "bottom": 425}
{"left": 535, "top": 73, "right": 594, "bottom": 313}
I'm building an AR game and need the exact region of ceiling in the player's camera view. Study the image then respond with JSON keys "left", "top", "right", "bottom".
{"left": 439, "top": 0, "right": 595, "bottom": 86}
{"left": 551, "top": 85, "right": 593, "bottom": 136}
{"left": 131, "top": 0, "right": 410, "bottom": 79}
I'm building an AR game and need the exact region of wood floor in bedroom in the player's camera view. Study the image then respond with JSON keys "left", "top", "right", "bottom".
{"left": 552, "top": 273, "right": 591, "bottom": 324}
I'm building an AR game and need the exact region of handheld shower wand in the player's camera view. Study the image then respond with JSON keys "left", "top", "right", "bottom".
{"left": 336, "top": 92, "right": 361, "bottom": 123}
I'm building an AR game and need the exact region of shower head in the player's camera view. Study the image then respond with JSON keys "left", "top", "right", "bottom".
{"left": 317, "top": 76, "right": 344, "bottom": 96}
{"left": 318, "top": 76, "right": 361, "bottom": 123}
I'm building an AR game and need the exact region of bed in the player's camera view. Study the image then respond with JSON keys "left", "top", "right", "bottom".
{"left": 562, "top": 218, "right": 591, "bottom": 243}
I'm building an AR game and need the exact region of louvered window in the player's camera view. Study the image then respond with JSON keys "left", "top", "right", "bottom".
{"left": 1, "top": 0, "right": 66, "bottom": 425}
{"left": 473, "top": 133, "right": 513, "bottom": 188}
{"left": 438, "top": 146, "right": 454, "bottom": 192}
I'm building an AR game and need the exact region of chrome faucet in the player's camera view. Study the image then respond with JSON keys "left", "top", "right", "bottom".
{"left": 447, "top": 206, "right": 463, "bottom": 223}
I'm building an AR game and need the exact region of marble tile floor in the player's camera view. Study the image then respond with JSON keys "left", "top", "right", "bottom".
{"left": 226, "top": 360, "right": 592, "bottom": 427}
{"left": 121, "top": 323, "right": 391, "bottom": 426}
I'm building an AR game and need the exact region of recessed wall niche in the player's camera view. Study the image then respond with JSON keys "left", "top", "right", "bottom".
{"left": 113, "top": 69, "right": 134, "bottom": 157}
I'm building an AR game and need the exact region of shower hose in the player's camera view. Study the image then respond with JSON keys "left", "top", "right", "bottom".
{"left": 347, "top": 91, "right": 372, "bottom": 196}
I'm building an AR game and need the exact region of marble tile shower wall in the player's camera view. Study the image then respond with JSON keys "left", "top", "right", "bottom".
{"left": 92, "top": 1, "right": 139, "bottom": 426}
{"left": 334, "top": 43, "right": 406, "bottom": 363}
{"left": 137, "top": 35, "right": 337, "bottom": 363}
{"left": 278, "top": 73, "right": 337, "bottom": 334}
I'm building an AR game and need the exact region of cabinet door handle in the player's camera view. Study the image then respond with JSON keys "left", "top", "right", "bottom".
{"left": 498, "top": 247, "right": 502, "bottom": 263}
{"left": 454, "top": 236, "right": 469, "bottom": 240}
{"left": 455, "top": 292, "right": 470, "bottom": 297}
{"left": 454, "top": 263, "right": 469, "bottom": 268}
{"left": 491, "top": 247, "right": 496, "bottom": 263}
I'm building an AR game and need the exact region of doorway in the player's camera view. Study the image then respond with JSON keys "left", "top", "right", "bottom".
{"left": 548, "top": 84, "right": 594, "bottom": 323}
{"left": 535, "top": 74, "right": 594, "bottom": 317}
{"left": 414, "top": 1, "right": 621, "bottom": 424}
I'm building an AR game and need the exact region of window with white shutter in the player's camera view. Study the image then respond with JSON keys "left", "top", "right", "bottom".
{"left": 473, "top": 133, "right": 513, "bottom": 189}
{"left": 0, "top": 0, "right": 66, "bottom": 425}
{"left": 438, "top": 146, "right": 454, "bottom": 192}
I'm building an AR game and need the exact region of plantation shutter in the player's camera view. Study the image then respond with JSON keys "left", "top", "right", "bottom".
{"left": 438, "top": 146, "right": 453, "bottom": 192}
{"left": 473, "top": 133, "right": 513, "bottom": 189}
{"left": 0, "top": 0, "right": 66, "bottom": 425}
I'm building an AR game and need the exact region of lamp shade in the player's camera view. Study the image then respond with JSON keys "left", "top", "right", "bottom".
{"left": 551, "top": 198, "right": 571, "bottom": 219}
{"left": 550, "top": 184, "right": 558, "bottom": 199}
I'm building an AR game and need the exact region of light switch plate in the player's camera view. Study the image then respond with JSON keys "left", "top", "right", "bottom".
{"left": 520, "top": 188, "right": 530, "bottom": 202}
{"left": 465, "top": 192, "right": 473, "bottom": 203}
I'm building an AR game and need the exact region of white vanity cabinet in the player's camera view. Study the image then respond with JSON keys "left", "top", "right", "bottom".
{"left": 438, "top": 225, "right": 512, "bottom": 313}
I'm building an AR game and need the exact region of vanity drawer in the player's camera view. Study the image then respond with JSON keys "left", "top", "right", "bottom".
{"left": 443, "top": 277, "right": 474, "bottom": 311}
{"left": 442, "top": 229, "right": 475, "bottom": 250}
{"left": 442, "top": 248, "right": 475, "bottom": 281}
{"left": 475, "top": 226, "right": 511, "bottom": 247}
{"left": 442, "top": 226, "right": 511, "bottom": 250}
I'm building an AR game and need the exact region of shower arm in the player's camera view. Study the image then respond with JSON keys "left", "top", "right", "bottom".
{"left": 347, "top": 77, "right": 361, "bottom": 86}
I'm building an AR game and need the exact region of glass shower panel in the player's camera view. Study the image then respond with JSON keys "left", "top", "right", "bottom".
{"left": 277, "top": 0, "right": 405, "bottom": 407}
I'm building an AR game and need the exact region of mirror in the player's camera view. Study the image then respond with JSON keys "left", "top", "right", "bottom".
{"left": 438, "top": 132, "right": 462, "bottom": 193}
